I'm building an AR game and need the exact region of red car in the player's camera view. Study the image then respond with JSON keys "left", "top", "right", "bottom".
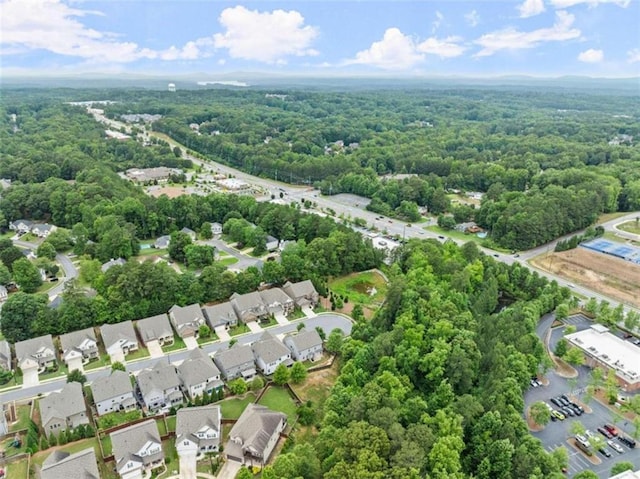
{"left": 604, "top": 424, "right": 619, "bottom": 436}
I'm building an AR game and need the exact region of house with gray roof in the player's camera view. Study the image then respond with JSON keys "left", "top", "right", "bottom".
{"left": 176, "top": 405, "right": 221, "bottom": 460}
{"left": 265, "top": 235, "right": 279, "bottom": 252}
{"left": 111, "top": 419, "right": 164, "bottom": 479}
{"left": 259, "top": 288, "right": 294, "bottom": 316}
{"left": 136, "top": 361, "right": 184, "bottom": 412}
{"left": 154, "top": 235, "right": 171, "bottom": 249}
{"left": 168, "top": 303, "right": 206, "bottom": 338}
{"left": 251, "top": 332, "right": 293, "bottom": 375}
{"left": 136, "top": 313, "right": 174, "bottom": 347}
{"left": 9, "top": 219, "right": 33, "bottom": 234}
{"left": 101, "top": 257, "right": 126, "bottom": 272}
{"left": 284, "top": 329, "right": 323, "bottom": 362}
{"left": 0, "top": 339, "right": 11, "bottom": 371}
{"left": 177, "top": 348, "right": 223, "bottom": 400}
{"left": 180, "top": 227, "right": 197, "bottom": 240}
{"left": 213, "top": 344, "right": 256, "bottom": 381}
{"left": 91, "top": 370, "right": 137, "bottom": 416}
{"left": 31, "top": 223, "right": 56, "bottom": 238}
{"left": 15, "top": 334, "right": 56, "bottom": 374}
{"left": 282, "top": 280, "right": 319, "bottom": 308}
{"left": 211, "top": 222, "right": 222, "bottom": 236}
{"left": 202, "top": 302, "right": 238, "bottom": 329}
{"left": 225, "top": 404, "right": 286, "bottom": 465}
{"left": 41, "top": 447, "right": 100, "bottom": 479}
{"left": 100, "top": 321, "right": 138, "bottom": 363}
{"left": 59, "top": 327, "right": 99, "bottom": 368}
{"left": 230, "top": 291, "right": 268, "bottom": 323}
{"left": 40, "top": 382, "right": 89, "bottom": 438}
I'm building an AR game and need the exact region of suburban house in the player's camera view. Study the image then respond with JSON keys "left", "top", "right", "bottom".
{"left": 9, "top": 219, "right": 33, "bottom": 234}
{"left": 40, "top": 448, "right": 100, "bottom": 479}
{"left": 101, "top": 257, "right": 127, "bottom": 272}
{"left": 31, "top": 223, "right": 56, "bottom": 238}
{"left": 251, "top": 332, "right": 293, "bottom": 375}
{"left": 59, "top": 327, "right": 99, "bottom": 370}
{"left": 284, "top": 329, "right": 324, "bottom": 362}
{"left": 210, "top": 222, "right": 223, "bottom": 235}
{"left": 230, "top": 291, "right": 268, "bottom": 323}
{"left": 0, "top": 339, "right": 11, "bottom": 371}
{"left": 282, "top": 280, "right": 319, "bottom": 308}
{"left": 15, "top": 334, "right": 56, "bottom": 374}
{"left": 265, "top": 235, "right": 279, "bottom": 252}
{"left": 111, "top": 420, "right": 164, "bottom": 479}
{"left": 177, "top": 348, "right": 223, "bottom": 400}
{"left": 136, "top": 313, "right": 174, "bottom": 347}
{"left": 100, "top": 321, "right": 139, "bottom": 363}
{"left": 40, "top": 382, "right": 89, "bottom": 438}
{"left": 175, "top": 405, "right": 221, "bottom": 459}
{"left": 91, "top": 370, "right": 137, "bottom": 416}
{"left": 180, "top": 227, "right": 197, "bottom": 241}
{"left": 154, "top": 235, "right": 171, "bottom": 249}
{"left": 168, "top": 303, "right": 206, "bottom": 339}
{"left": 259, "top": 288, "right": 295, "bottom": 317}
{"left": 0, "top": 284, "right": 8, "bottom": 302}
{"left": 202, "top": 302, "right": 239, "bottom": 330}
{"left": 213, "top": 344, "right": 256, "bottom": 381}
{"left": 136, "top": 361, "right": 184, "bottom": 412}
{"left": 225, "top": 404, "right": 287, "bottom": 465}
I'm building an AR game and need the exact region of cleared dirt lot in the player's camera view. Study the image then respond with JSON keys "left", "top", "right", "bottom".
{"left": 532, "top": 248, "right": 640, "bottom": 308}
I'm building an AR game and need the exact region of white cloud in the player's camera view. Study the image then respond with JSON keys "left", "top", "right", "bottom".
{"left": 417, "top": 37, "right": 466, "bottom": 58}
{"left": 549, "top": 0, "right": 629, "bottom": 8}
{"left": 346, "top": 28, "right": 424, "bottom": 70}
{"left": 0, "top": 0, "right": 208, "bottom": 63}
{"left": 465, "top": 10, "right": 480, "bottom": 27}
{"left": 213, "top": 6, "right": 318, "bottom": 64}
{"left": 627, "top": 49, "right": 640, "bottom": 63}
{"left": 474, "top": 11, "right": 580, "bottom": 57}
{"left": 345, "top": 28, "right": 465, "bottom": 70}
{"left": 577, "top": 48, "right": 604, "bottom": 62}
{"left": 518, "top": 0, "right": 546, "bottom": 17}
{"left": 432, "top": 11, "right": 444, "bottom": 33}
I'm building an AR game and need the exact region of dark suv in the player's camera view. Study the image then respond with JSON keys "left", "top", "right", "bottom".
{"left": 619, "top": 435, "right": 636, "bottom": 448}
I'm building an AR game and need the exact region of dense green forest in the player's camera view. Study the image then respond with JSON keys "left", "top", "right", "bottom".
{"left": 262, "top": 239, "right": 572, "bottom": 478}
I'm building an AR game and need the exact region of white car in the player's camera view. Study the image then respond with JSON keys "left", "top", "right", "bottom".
{"left": 608, "top": 440, "right": 624, "bottom": 453}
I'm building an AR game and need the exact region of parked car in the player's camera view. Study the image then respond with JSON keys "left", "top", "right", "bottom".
{"left": 563, "top": 407, "right": 575, "bottom": 417}
{"left": 598, "top": 447, "right": 612, "bottom": 458}
{"left": 604, "top": 424, "right": 618, "bottom": 436}
{"left": 585, "top": 430, "right": 595, "bottom": 439}
{"left": 530, "top": 379, "right": 539, "bottom": 388}
{"left": 560, "top": 394, "right": 571, "bottom": 403}
{"left": 550, "top": 397, "right": 563, "bottom": 407}
{"left": 570, "top": 402, "right": 584, "bottom": 414}
{"left": 608, "top": 440, "right": 624, "bottom": 453}
{"left": 598, "top": 427, "right": 613, "bottom": 439}
{"left": 551, "top": 410, "right": 566, "bottom": 421}
{"left": 619, "top": 436, "right": 636, "bottom": 448}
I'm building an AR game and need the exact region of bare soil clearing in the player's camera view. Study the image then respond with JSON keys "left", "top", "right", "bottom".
{"left": 532, "top": 248, "right": 640, "bottom": 308}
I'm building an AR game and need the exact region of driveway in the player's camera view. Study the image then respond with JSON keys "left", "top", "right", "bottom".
{"left": 247, "top": 322, "right": 263, "bottom": 334}
{"left": 147, "top": 340, "right": 164, "bottom": 359}
{"left": 179, "top": 451, "right": 197, "bottom": 479}
{"left": 302, "top": 306, "right": 316, "bottom": 318}
{"left": 184, "top": 337, "right": 199, "bottom": 350}
{"left": 274, "top": 312, "right": 288, "bottom": 325}
{"left": 215, "top": 460, "right": 241, "bottom": 479}
{"left": 22, "top": 368, "right": 39, "bottom": 388}
{"left": 215, "top": 326, "right": 230, "bottom": 342}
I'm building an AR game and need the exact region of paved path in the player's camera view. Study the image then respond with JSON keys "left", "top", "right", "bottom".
{"left": 0, "top": 313, "right": 352, "bottom": 403}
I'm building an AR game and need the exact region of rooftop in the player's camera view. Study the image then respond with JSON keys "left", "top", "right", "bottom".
{"left": 566, "top": 326, "right": 640, "bottom": 385}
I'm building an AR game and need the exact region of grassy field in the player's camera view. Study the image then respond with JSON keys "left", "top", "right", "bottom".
{"left": 39, "top": 364, "right": 67, "bottom": 382}
{"left": 126, "top": 347, "right": 150, "bottom": 361}
{"left": 328, "top": 270, "right": 387, "bottom": 306}
{"left": 6, "top": 458, "right": 28, "bottom": 479}
{"left": 157, "top": 439, "right": 179, "bottom": 478}
{"left": 96, "top": 410, "right": 142, "bottom": 430}
{"left": 1, "top": 372, "right": 23, "bottom": 391}
{"left": 219, "top": 393, "right": 256, "bottom": 419}
{"left": 257, "top": 386, "right": 298, "bottom": 422}
{"left": 163, "top": 336, "right": 187, "bottom": 352}
{"left": 618, "top": 220, "right": 640, "bottom": 235}
{"left": 166, "top": 415, "right": 176, "bottom": 433}
{"left": 84, "top": 355, "right": 109, "bottom": 371}
{"left": 597, "top": 212, "right": 630, "bottom": 223}
{"left": 425, "top": 225, "right": 510, "bottom": 252}
{"left": 229, "top": 324, "right": 250, "bottom": 337}
{"left": 100, "top": 434, "right": 113, "bottom": 456}
{"left": 10, "top": 404, "right": 32, "bottom": 432}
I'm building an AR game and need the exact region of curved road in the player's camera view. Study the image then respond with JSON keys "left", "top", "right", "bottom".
{"left": 0, "top": 313, "right": 351, "bottom": 403}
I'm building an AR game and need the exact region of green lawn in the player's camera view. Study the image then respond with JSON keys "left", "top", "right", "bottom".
{"left": 162, "top": 336, "right": 187, "bottom": 352}
{"left": 229, "top": 324, "right": 250, "bottom": 337}
{"left": 100, "top": 434, "right": 113, "bottom": 456}
{"left": 96, "top": 410, "right": 142, "bottom": 430}
{"left": 166, "top": 415, "right": 177, "bottom": 433}
{"left": 157, "top": 439, "right": 179, "bottom": 478}
{"left": 1, "top": 432, "right": 26, "bottom": 457}
{"left": 257, "top": 386, "right": 298, "bottom": 422}
{"left": 219, "top": 256, "right": 239, "bottom": 267}
{"left": 219, "top": 393, "right": 256, "bottom": 420}
{"left": 287, "top": 308, "right": 306, "bottom": 321}
{"left": 1, "top": 372, "right": 23, "bottom": 391}
{"left": 39, "top": 364, "right": 67, "bottom": 382}
{"left": 84, "top": 355, "right": 109, "bottom": 371}
{"left": 329, "top": 270, "right": 388, "bottom": 306}
{"left": 156, "top": 417, "right": 168, "bottom": 436}
{"left": 260, "top": 317, "right": 278, "bottom": 328}
{"left": 197, "top": 333, "right": 218, "bottom": 346}
{"left": 617, "top": 220, "right": 640, "bottom": 235}
{"left": 425, "top": 225, "right": 510, "bottom": 252}
{"left": 125, "top": 347, "right": 150, "bottom": 361}
{"left": 6, "top": 458, "right": 28, "bottom": 479}
{"left": 9, "top": 404, "right": 32, "bottom": 432}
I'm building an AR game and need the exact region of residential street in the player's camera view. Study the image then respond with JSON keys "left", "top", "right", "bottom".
{"left": 0, "top": 313, "right": 352, "bottom": 403}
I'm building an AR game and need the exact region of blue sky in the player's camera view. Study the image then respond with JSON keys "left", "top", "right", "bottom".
{"left": 1, "top": 0, "right": 639, "bottom": 77}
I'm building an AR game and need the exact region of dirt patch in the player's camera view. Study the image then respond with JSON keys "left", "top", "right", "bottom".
{"left": 531, "top": 248, "right": 640, "bottom": 308}
{"left": 147, "top": 186, "right": 189, "bottom": 199}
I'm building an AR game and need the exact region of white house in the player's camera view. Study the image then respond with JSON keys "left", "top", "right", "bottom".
{"left": 91, "top": 370, "right": 137, "bottom": 416}
{"left": 111, "top": 420, "right": 164, "bottom": 479}
{"left": 100, "top": 321, "right": 139, "bottom": 363}
{"left": 284, "top": 329, "right": 323, "bottom": 362}
{"left": 175, "top": 405, "right": 221, "bottom": 459}
{"left": 251, "top": 332, "right": 293, "bottom": 375}
{"left": 136, "top": 361, "right": 184, "bottom": 412}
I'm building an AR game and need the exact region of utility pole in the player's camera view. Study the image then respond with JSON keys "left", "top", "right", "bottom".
{"left": 275, "top": 169, "right": 278, "bottom": 182}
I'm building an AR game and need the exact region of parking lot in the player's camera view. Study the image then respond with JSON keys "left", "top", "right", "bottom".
{"left": 526, "top": 314, "right": 640, "bottom": 477}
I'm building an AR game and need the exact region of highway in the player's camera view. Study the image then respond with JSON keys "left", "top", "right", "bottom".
{"left": 0, "top": 313, "right": 352, "bottom": 403}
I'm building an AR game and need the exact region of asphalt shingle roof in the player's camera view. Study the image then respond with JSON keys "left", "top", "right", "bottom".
{"left": 90, "top": 370, "right": 133, "bottom": 404}
{"left": 100, "top": 321, "right": 137, "bottom": 350}
{"left": 136, "top": 313, "right": 173, "bottom": 344}
{"left": 40, "top": 382, "right": 86, "bottom": 426}
{"left": 177, "top": 348, "right": 220, "bottom": 389}
{"left": 41, "top": 447, "right": 100, "bottom": 479}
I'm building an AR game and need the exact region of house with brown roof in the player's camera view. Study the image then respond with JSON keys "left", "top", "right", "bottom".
{"left": 136, "top": 313, "right": 174, "bottom": 347}
{"left": 282, "top": 280, "right": 319, "bottom": 308}
{"left": 230, "top": 291, "right": 268, "bottom": 324}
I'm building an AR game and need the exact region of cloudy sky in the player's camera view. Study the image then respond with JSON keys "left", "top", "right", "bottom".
{"left": 1, "top": 0, "right": 639, "bottom": 77}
